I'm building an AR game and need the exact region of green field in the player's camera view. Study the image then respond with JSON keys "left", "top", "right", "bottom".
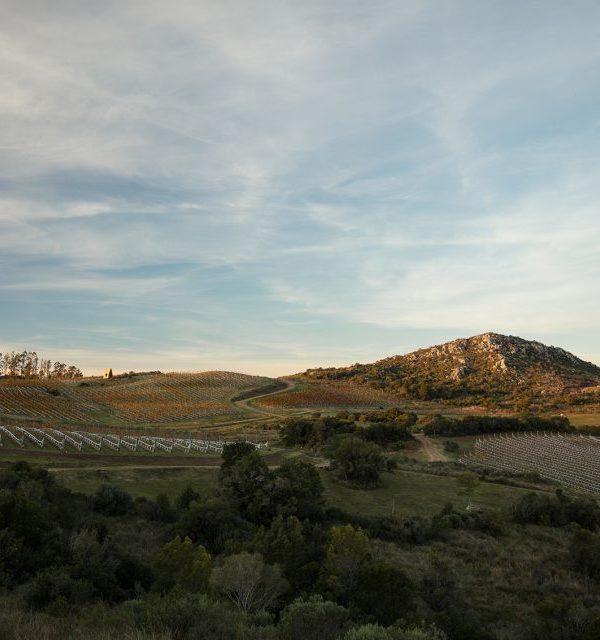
{"left": 320, "top": 468, "right": 545, "bottom": 517}
{"left": 53, "top": 466, "right": 219, "bottom": 500}
{"left": 47, "top": 463, "right": 545, "bottom": 519}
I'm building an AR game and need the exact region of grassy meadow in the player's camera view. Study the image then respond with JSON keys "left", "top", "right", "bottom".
{"left": 44, "top": 462, "right": 549, "bottom": 519}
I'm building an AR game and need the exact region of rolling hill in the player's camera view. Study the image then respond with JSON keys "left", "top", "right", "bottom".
{"left": 0, "top": 371, "right": 276, "bottom": 426}
{"left": 300, "top": 332, "right": 600, "bottom": 405}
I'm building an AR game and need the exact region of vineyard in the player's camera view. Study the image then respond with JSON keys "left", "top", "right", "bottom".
{"left": 0, "top": 382, "right": 107, "bottom": 423}
{"left": 77, "top": 372, "right": 274, "bottom": 423}
{"left": 0, "top": 424, "right": 267, "bottom": 455}
{"left": 254, "top": 381, "right": 398, "bottom": 410}
{"left": 461, "top": 432, "right": 600, "bottom": 494}
{"left": 0, "top": 372, "right": 275, "bottom": 425}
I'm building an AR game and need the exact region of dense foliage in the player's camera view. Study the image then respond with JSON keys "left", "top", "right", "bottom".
{"left": 0, "top": 449, "right": 599, "bottom": 639}
{"left": 421, "top": 414, "right": 573, "bottom": 436}
{"left": 280, "top": 409, "right": 416, "bottom": 448}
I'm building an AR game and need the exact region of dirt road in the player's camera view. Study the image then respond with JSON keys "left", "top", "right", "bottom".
{"left": 414, "top": 434, "right": 445, "bottom": 462}
{"left": 231, "top": 378, "right": 310, "bottom": 419}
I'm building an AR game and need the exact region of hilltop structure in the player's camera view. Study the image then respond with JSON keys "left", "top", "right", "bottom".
{"left": 103, "top": 368, "right": 113, "bottom": 379}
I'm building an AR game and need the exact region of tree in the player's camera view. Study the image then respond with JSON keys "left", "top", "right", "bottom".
{"left": 176, "top": 485, "right": 201, "bottom": 511}
{"left": 272, "top": 458, "right": 325, "bottom": 519}
{"left": 253, "top": 515, "right": 326, "bottom": 591}
{"left": 177, "top": 497, "right": 250, "bottom": 554}
{"left": 132, "top": 591, "right": 250, "bottom": 640}
{"left": 321, "top": 524, "right": 370, "bottom": 599}
{"left": 154, "top": 536, "right": 211, "bottom": 593}
{"left": 351, "top": 558, "right": 414, "bottom": 625}
{"left": 456, "top": 471, "right": 479, "bottom": 509}
{"left": 93, "top": 485, "right": 133, "bottom": 516}
{"left": 52, "top": 362, "right": 67, "bottom": 378}
{"left": 326, "top": 435, "right": 386, "bottom": 485}
{"left": 210, "top": 552, "right": 287, "bottom": 613}
{"left": 218, "top": 447, "right": 274, "bottom": 524}
{"left": 221, "top": 442, "right": 257, "bottom": 468}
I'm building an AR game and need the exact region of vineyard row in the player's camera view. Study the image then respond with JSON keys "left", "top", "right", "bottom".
{"left": 461, "top": 432, "right": 600, "bottom": 494}
{"left": 0, "top": 425, "right": 268, "bottom": 455}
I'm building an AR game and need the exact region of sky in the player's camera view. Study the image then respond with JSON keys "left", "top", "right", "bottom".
{"left": 1, "top": 0, "right": 599, "bottom": 376}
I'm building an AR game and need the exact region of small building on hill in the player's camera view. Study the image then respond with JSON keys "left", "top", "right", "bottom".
{"left": 103, "top": 368, "right": 113, "bottom": 379}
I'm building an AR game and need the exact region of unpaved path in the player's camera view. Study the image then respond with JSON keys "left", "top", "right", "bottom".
{"left": 414, "top": 434, "right": 445, "bottom": 462}
{"left": 232, "top": 378, "right": 306, "bottom": 418}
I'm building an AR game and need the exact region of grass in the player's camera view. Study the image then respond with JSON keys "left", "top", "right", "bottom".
{"left": 0, "top": 446, "right": 224, "bottom": 469}
{"left": 567, "top": 412, "right": 600, "bottom": 427}
{"left": 52, "top": 466, "right": 219, "bottom": 500}
{"left": 320, "top": 468, "right": 544, "bottom": 518}
{"left": 431, "top": 435, "right": 478, "bottom": 461}
{"left": 45, "top": 459, "right": 544, "bottom": 519}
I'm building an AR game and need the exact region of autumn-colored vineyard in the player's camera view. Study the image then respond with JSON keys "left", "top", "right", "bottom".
{"left": 254, "top": 381, "right": 398, "bottom": 410}
{"left": 0, "top": 372, "right": 274, "bottom": 425}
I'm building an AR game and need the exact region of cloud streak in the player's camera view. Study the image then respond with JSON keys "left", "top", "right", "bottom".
{"left": 1, "top": 0, "right": 599, "bottom": 373}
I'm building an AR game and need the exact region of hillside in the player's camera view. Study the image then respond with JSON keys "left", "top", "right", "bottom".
{"left": 301, "top": 332, "right": 600, "bottom": 405}
{"left": 0, "top": 371, "right": 276, "bottom": 426}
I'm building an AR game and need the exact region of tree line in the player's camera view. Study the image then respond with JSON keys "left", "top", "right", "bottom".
{"left": 0, "top": 350, "right": 83, "bottom": 379}
{"left": 421, "top": 414, "right": 573, "bottom": 437}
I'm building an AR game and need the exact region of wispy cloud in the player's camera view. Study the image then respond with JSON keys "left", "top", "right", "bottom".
{"left": 1, "top": 0, "right": 599, "bottom": 373}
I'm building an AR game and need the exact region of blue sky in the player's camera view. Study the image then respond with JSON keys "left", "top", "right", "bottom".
{"left": 1, "top": 0, "right": 599, "bottom": 375}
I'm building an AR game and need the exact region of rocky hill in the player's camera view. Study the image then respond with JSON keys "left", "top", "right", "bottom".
{"left": 302, "top": 333, "right": 600, "bottom": 404}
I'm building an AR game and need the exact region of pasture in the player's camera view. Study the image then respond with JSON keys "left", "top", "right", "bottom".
{"left": 46, "top": 462, "right": 547, "bottom": 519}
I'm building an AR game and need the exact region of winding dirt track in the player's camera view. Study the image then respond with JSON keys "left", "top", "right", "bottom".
{"left": 414, "top": 434, "right": 445, "bottom": 462}
{"left": 232, "top": 379, "right": 296, "bottom": 415}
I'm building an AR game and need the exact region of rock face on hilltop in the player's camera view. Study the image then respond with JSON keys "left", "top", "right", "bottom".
{"left": 303, "top": 333, "right": 600, "bottom": 403}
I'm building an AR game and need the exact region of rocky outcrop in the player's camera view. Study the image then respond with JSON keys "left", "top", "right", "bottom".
{"left": 303, "top": 332, "right": 600, "bottom": 400}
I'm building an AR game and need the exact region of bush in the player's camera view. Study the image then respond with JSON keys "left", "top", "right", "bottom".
{"left": 93, "top": 485, "right": 133, "bottom": 516}
{"left": 344, "top": 623, "right": 447, "bottom": 640}
{"left": 21, "top": 567, "right": 92, "bottom": 611}
{"left": 442, "top": 441, "right": 459, "bottom": 453}
{"left": 325, "top": 436, "right": 386, "bottom": 486}
{"left": 130, "top": 591, "right": 249, "bottom": 640}
{"left": 570, "top": 529, "right": 600, "bottom": 580}
{"left": 278, "top": 595, "right": 349, "bottom": 640}
{"left": 511, "top": 491, "right": 600, "bottom": 529}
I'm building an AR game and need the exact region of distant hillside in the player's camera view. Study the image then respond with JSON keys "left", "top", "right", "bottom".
{"left": 0, "top": 371, "right": 275, "bottom": 426}
{"left": 301, "top": 333, "right": 600, "bottom": 404}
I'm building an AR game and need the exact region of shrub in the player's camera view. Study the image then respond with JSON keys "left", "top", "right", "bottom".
{"left": 278, "top": 595, "right": 349, "bottom": 640}
{"left": 93, "top": 485, "right": 133, "bottom": 516}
